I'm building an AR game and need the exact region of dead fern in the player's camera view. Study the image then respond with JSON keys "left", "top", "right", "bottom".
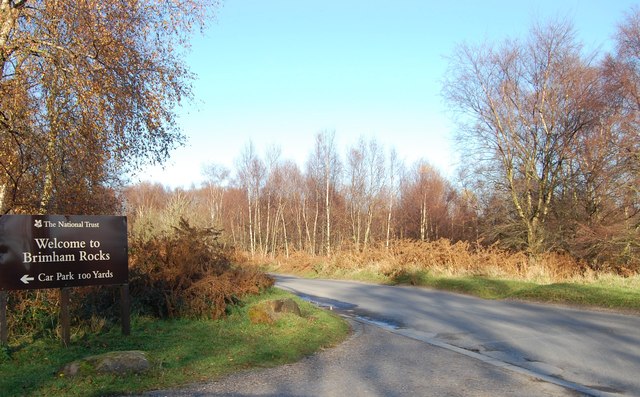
{"left": 128, "top": 218, "right": 273, "bottom": 319}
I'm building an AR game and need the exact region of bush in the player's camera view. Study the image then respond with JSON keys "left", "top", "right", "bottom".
{"left": 4, "top": 290, "right": 60, "bottom": 339}
{"left": 128, "top": 218, "right": 273, "bottom": 319}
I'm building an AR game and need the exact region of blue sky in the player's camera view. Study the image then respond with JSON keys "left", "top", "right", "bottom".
{"left": 138, "top": 0, "right": 639, "bottom": 188}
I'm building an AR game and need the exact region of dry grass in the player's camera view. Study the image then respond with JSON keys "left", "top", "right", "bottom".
{"left": 254, "top": 238, "right": 602, "bottom": 284}
{"left": 247, "top": 239, "right": 640, "bottom": 313}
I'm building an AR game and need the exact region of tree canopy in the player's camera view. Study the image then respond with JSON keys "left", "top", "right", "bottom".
{"left": 0, "top": 0, "right": 218, "bottom": 214}
{"left": 443, "top": 15, "right": 640, "bottom": 261}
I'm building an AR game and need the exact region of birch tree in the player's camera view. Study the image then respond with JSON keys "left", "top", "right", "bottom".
{"left": 202, "top": 163, "right": 230, "bottom": 228}
{"left": 346, "top": 136, "right": 385, "bottom": 250}
{"left": 443, "top": 20, "right": 601, "bottom": 255}
{"left": 306, "top": 130, "right": 341, "bottom": 256}
{"left": 0, "top": 0, "right": 218, "bottom": 214}
{"left": 236, "top": 142, "right": 265, "bottom": 256}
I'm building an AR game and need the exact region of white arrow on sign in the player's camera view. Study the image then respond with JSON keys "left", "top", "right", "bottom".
{"left": 20, "top": 274, "right": 34, "bottom": 284}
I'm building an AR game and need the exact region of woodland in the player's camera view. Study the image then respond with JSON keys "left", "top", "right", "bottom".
{"left": 0, "top": 1, "right": 639, "bottom": 334}
{"left": 127, "top": 11, "right": 640, "bottom": 276}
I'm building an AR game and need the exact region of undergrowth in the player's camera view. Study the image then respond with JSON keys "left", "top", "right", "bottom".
{"left": 259, "top": 239, "right": 593, "bottom": 283}
{"left": 128, "top": 218, "right": 273, "bottom": 319}
{"left": 3, "top": 218, "right": 273, "bottom": 343}
{"left": 252, "top": 239, "right": 640, "bottom": 312}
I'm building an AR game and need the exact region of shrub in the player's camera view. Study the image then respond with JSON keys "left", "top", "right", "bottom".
{"left": 128, "top": 218, "right": 273, "bottom": 319}
{"left": 4, "top": 290, "right": 60, "bottom": 339}
{"left": 2, "top": 218, "right": 273, "bottom": 343}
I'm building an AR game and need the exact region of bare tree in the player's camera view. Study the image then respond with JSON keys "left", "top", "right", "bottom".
{"left": 346, "top": 136, "right": 386, "bottom": 250}
{"left": 236, "top": 142, "right": 266, "bottom": 256}
{"left": 306, "top": 130, "right": 341, "bottom": 256}
{"left": 443, "top": 19, "right": 601, "bottom": 256}
{"left": 263, "top": 159, "right": 302, "bottom": 257}
{"left": 558, "top": 7, "right": 640, "bottom": 268}
{"left": 346, "top": 139, "right": 367, "bottom": 250}
{"left": 202, "top": 163, "right": 230, "bottom": 228}
{"left": 261, "top": 145, "right": 282, "bottom": 254}
{"left": 610, "top": 7, "right": 640, "bottom": 199}
{"left": 397, "top": 161, "right": 451, "bottom": 241}
{"left": 384, "top": 148, "right": 403, "bottom": 248}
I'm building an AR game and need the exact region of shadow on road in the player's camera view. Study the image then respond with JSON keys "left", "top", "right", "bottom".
{"left": 275, "top": 274, "right": 638, "bottom": 397}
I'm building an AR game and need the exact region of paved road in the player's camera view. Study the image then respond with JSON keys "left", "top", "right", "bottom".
{"left": 275, "top": 275, "right": 640, "bottom": 397}
{"left": 140, "top": 319, "right": 576, "bottom": 397}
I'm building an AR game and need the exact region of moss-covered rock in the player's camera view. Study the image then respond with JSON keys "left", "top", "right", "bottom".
{"left": 60, "top": 350, "right": 149, "bottom": 377}
{"left": 248, "top": 298, "right": 302, "bottom": 325}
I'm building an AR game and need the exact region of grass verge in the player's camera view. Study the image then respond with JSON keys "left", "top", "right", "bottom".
{"left": 390, "top": 270, "right": 640, "bottom": 312}
{"left": 262, "top": 261, "right": 640, "bottom": 314}
{"left": 0, "top": 288, "right": 350, "bottom": 397}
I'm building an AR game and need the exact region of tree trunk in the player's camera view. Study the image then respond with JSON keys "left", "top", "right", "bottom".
{"left": 385, "top": 202, "right": 393, "bottom": 249}
{"left": 281, "top": 209, "right": 289, "bottom": 258}
{"left": 325, "top": 167, "right": 331, "bottom": 257}
{"left": 247, "top": 190, "right": 255, "bottom": 256}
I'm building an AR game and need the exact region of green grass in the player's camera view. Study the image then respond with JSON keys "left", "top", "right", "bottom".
{"left": 0, "top": 288, "right": 350, "bottom": 397}
{"left": 390, "top": 270, "right": 640, "bottom": 312}
{"left": 270, "top": 259, "right": 640, "bottom": 313}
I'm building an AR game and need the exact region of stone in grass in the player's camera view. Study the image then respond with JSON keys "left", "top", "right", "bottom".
{"left": 248, "top": 298, "right": 302, "bottom": 325}
{"left": 270, "top": 298, "right": 302, "bottom": 317}
{"left": 60, "top": 350, "right": 150, "bottom": 377}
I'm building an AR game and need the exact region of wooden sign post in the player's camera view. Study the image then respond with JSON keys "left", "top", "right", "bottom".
{"left": 0, "top": 291, "right": 7, "bottom": 346}
{"left": 0, "top": 215, "right": 129, "bottom": 346}
{"left": 120, "top": 284, "right": 130, "bottom": 336}
{"left": 60, "top": 288, "right": 71, "bottom": 347}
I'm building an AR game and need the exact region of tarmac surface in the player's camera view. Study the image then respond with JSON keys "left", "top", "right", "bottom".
{"left": 131, "top": 274, "right": 640, "bottom": 397}
{"left": 136, "top": 318, "right": 580, "bottom": 397}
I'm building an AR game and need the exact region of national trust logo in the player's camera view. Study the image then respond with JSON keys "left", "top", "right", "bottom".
{"left": 34, "top": 219, "right": 42, "bottom": 228}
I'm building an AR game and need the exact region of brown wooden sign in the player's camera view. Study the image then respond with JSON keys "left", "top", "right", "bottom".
{"left": 0, "top": 215, "right": 128, "bottom": 291}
